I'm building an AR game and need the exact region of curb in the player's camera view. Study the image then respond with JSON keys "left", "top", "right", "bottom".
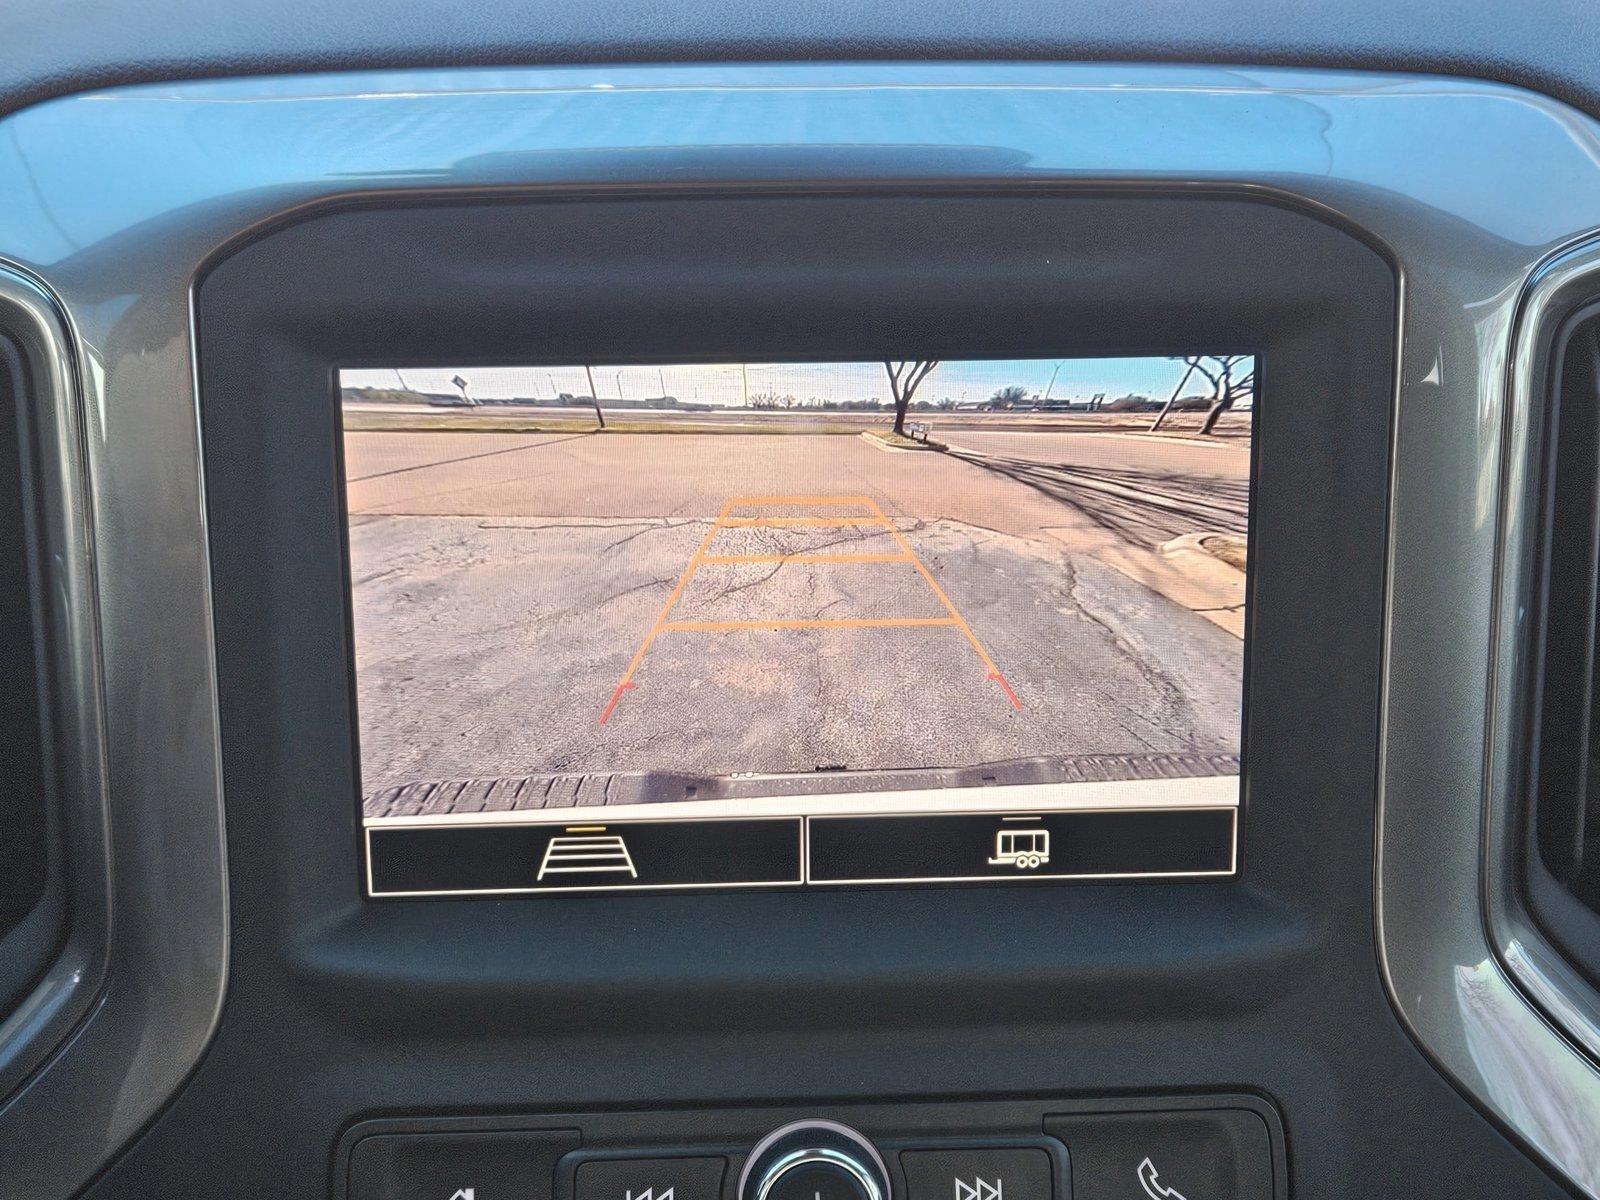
{"left": 859, "top": 430, "right": 944, "bottom": 454}
{"left": 1157, "top": 533, "right": 1246, "bottom": 637}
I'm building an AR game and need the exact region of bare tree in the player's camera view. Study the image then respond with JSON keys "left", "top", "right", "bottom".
{"left": 1193, "top": 355, "right": 1254, "bottom": 435}
{"left": 884, "top": 361, "right": 940, "bottom": 435}
{"left": 1149, "top": 358, "right": 1199, "bottom": 432}
{"left": 1150, "top": 355, "right": 1252, "bottom": 435}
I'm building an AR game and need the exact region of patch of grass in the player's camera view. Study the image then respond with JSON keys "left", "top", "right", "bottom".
{"left": 863, "top": 428, "right": 947, "bottom": 451}
{"left": 343, "top": 411, "right": 598, "bottom": 434}
{"left": 1199, "top": 533, "right": 1248, "bottom": 571}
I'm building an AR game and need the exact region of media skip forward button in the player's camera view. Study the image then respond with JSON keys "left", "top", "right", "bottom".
{"left": 900, "top": 1148, "right": 1054, "bottom": 1200}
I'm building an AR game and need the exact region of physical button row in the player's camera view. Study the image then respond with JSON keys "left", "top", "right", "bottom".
{"left": 578, "top": 1150, "right": 1052, "bottom": 1200}
{"left": 346, "top": 1137, "right": 1050, "bottom": 1200}
{"left": 345, "top": 1109, "right": 1273, "bottom": 1200}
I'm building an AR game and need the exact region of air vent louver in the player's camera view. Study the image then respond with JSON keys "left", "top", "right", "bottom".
{"left": 0, "top": 333, "right": 55, "bottom": 1016}
{"left": 1528, "top": 311, "right": 1600, "bottom": 976}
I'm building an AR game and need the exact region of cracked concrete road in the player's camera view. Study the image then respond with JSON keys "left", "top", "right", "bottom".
{"left": 346, "top": 430, "right": 1244, "bottom": 799}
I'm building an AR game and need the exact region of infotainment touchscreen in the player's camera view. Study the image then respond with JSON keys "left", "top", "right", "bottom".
{"left": 343, "top": 356, "right": 1253, "bottom": 896}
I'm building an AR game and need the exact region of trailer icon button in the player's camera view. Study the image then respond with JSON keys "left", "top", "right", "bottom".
{"left": 988, "top": 820, "right": 1050, "bottom": 870}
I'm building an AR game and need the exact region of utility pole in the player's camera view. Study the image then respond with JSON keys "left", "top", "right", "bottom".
{"left": 742, "top": 362, "right": 750, "bottom": 409}
{"left": 1043, "top": 360, "right": 1065, "bottom": 401}
{"left": 583, "top": 365, "right": 607, "bottom": 430}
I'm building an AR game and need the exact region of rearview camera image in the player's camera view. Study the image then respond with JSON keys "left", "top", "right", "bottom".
{"left": 345, "top": 356, "right": 1253, "bottom": 895}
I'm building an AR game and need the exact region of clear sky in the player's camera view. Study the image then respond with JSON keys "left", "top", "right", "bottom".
{"left": 342, "top": 356, "right": 1253, "bottom": 408}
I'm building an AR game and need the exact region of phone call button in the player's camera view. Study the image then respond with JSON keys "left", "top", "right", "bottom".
{"left": 1043, "top": 1110, "right": 1274, "bottom": 1200}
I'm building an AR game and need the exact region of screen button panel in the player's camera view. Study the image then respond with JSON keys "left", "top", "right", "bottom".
{"left": 363, "top": 804, "right": 1236, "bottom": 897}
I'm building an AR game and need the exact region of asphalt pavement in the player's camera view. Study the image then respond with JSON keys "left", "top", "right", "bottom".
{"left": 345, "top": 428, "right": 1246, "bottom": 805}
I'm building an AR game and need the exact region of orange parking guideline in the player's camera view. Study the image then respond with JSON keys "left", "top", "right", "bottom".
{"left": 701, "top": 552, "right": 910, "bottom": 565}
{"left": 731, "top": 495, "right": 876, "bottom": 506}
{"left": 664, "top": 617, "right": 957, "bottom": 632}
{"left": 598, "top": 497, "right": 734, "bottom": 725}
{"left": 721, "top": 516, "right": 885, "bottom": 527}
{"left": 861, "top": 497, "right": 1023, "bottom": 711}
{"left": 599, "top": 492, "right": 1023, "bottom": 723}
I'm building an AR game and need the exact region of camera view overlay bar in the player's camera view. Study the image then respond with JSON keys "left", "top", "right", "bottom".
{"left": 366, "top": 799, "right": 1238, "bottom": 897}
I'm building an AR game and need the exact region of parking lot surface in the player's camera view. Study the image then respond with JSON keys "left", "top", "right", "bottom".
{"left": 346, "top": 429, "right": 1245, "bottom": 804}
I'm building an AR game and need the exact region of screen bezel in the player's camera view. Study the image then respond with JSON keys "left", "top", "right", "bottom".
{"left": 194, "top": 188, "right": 1391, "bottom": 1005}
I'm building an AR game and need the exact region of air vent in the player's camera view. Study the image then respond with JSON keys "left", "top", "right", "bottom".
{"left": 1528, "top": 308, "right": 1600, "bottom": 979}
{"left": 0, "top": 332, "right": 57, "bottom": 1016}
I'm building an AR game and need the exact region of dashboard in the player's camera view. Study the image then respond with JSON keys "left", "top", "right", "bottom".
{"left": 2, "top": 20, "right": 1600, "bottom": 1200}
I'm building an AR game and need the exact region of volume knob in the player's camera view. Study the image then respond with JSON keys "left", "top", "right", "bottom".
{"left": 739, "top": 1121, "right": 890, "bottom": 1200}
